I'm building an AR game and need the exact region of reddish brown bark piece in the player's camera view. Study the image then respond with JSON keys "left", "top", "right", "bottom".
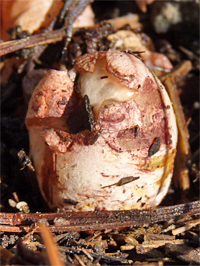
{"left": 0, "top": 201, "right": 199, "bottom": 233}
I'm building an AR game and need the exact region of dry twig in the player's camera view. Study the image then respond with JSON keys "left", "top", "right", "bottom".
{"left": 0, "top": 201, "right": 199, "bottom": 233}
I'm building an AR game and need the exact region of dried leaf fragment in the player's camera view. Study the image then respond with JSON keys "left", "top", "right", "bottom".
{"left": 1, "top": 0, "right": 64, "bottom": 40}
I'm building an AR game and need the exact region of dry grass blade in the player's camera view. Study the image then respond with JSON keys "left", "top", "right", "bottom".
{"left": 161, "top": 61, "right": 192, "bottom": 190}
{"left": 0, "top": 246, "right": 14, "bottom": 265}
{"left": 39, "top": 223, "right": 65, "bottom": 266}
{"left": 136, "top": 0, "right": 155, "bottom": 12}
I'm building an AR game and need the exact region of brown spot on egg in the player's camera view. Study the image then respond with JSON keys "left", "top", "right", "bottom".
{"left": 148, "top": 137, "right": 161, "bottom": 157}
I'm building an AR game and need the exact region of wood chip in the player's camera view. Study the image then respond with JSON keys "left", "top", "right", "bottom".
{"left": 172, "top": 218, "right": 200, "bottom": 235}
{"left": 136, "top": 239, "right": 185, "bottom": 254}
{"left": 120, "top": 245, "right": 135, "bottom": 251}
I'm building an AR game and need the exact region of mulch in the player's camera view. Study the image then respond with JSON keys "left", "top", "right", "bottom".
{"left": 1, "top": 1, "right": 199, "bottom": 265}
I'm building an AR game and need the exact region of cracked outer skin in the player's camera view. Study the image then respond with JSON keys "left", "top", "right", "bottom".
{"left": 26, "top": 50, "right": 178, "bottom": 211}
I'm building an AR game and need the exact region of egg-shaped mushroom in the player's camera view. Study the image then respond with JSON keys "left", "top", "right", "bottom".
{"left": 26, "top": 50, "right": 178, "bottom": 211}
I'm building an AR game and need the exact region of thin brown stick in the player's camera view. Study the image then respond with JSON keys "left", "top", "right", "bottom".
{"left": 0, "top": 201, "right": 199, "bottom": 233}
{"left": 0, "top": 29, "right": 66, "bottom": 57}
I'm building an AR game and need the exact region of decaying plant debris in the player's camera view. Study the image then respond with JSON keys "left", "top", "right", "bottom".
{"left": 0, "top": 0, "right": 199, "bottom": 265}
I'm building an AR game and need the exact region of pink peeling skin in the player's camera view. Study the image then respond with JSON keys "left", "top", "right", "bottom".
{"left": 26, "top": 50, "right": 178, "bottom": 211}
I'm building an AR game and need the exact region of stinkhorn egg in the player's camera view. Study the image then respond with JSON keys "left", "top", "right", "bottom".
{"left": 26, "top": 50, "right": 178, "bottom": 211}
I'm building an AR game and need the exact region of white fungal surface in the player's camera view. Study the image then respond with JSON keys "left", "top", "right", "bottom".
{"left": 26, "top": 50, "right": 178, "bottom": 211}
